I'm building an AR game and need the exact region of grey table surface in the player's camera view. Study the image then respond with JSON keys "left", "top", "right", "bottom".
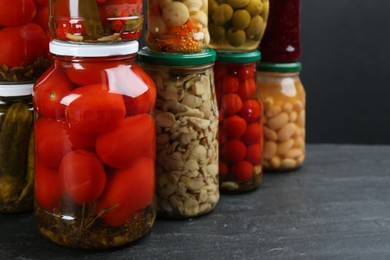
{"left": 1, "top": 144, "right": 390, "bottom": 259}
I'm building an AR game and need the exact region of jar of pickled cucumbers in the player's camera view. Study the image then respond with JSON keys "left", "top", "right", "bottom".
{"left": 146, "top": 0, "right": 209, "bottom": 53}
{"left": 256, "top": 62, "right": 305, "bottom": 171}
{"left": 0, "top": 1, "right": 51, "bottom": 83}
{"left": 49, "top": 0, "right": 143, "bottom": 43}
{"left": 137, "top": 47, "right": 219, "bottom": 218}
{"left": 0, "top": 84, "right": 34, "bottom": 213}
{"left": 214, "top": 51, "right": 263, "bottom": 193}
{"left": 33, "top": 40, "right": 156, "bottom": 249}
{"left": 259, "top": 0, "right": 301, "bottom": 62}
{"left": 208, "top": 0, "right": 269, "bottom": 52}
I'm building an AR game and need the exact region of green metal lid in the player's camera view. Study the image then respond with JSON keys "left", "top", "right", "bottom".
{"left": 137, "top": 47, "right": 216, "bottom": 66}
{"left": 256, "top": 62, "right": 302, "bottom": 72}
{"left": 215, "top": 50, "right": 261, "bottom": 63}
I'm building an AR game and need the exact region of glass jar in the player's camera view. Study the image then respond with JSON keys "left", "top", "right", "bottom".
{"left": 137, "top": 47, "right": 219, "bottom": 219}
{"left": 214, "top": 51, "right": 263, "bottom": 193}
{"left": 208, "top": 0, "right": 269, "bottom": 52}
{"left": 49, "top": 0, "right": 143, "bottom": 43}
{"left": 256, "top": 62, "right": 305, "bottom": 171}
{"left": 145, "top": 0, "right": 209, "bottom": 53}
{"left": 33, "top": 40, "right": 156, "bottom": 249}
{"left": 259, "top": 0, "right": 301, "bottom": 62}
{"left": 0, "top": 84, "right": 34, "bottom": 213}
{"left": 0, "top": 1, "right": 51, "bottom": 83}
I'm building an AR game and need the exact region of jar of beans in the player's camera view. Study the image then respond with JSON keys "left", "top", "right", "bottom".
{"left": 256, "top": 62, "right": 305, "bottom": 171}
{"left": 214, "top": 50, "right": 263, "bottom": 193}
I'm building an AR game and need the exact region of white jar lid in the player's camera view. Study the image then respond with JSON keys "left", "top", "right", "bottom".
{"left": 0, "top": 83, "right": 33, "bottom": 97}
{"left": 49, "top": 40, "right": 139, "bottom": 57}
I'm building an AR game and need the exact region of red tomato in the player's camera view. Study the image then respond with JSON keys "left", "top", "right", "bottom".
{"left": 55, "top": 20, "right": 85, "bottom": 40}
{"left": 98, "top": 157, "right": 155, "bottom": 226}
{"left": 59, "top": 150, "right": 107, "bottom": 205}
{"left": 223, "top": 75, "right": 239, "bottom": 93}
{"left": 96, "top": 114, "right": 155, "bottom": 168}
{"left": 33, "top": 0, "right": 49, "bottom": 5}
{"left": 245, "top": 144, "right": 262, "bottom": 165}
{"left": 35, "top": 162, "right": 61, "bottom": 211}
{"left": 221, "top": 139, "right": 246, "bottom": 164}
{"left": 236, "top": 64, "right": 255, "bottom": 81}
{"left": 123, "top": 85, "right": 156, "bottom": 116}
{"left": 219, "top": 162, "right": 228, "bottom": 179}
{"left": 222, "top": 115, "right": 247, "bottom": 138}
{"left": 0, "top": 0, "right": 36, "bottom": 27}
{"left": 65, "top": 61, "right": 122, "bottom": 86}
{"left": 231, "top": 160, "right": 254, "bottom": 182}
{"left": 33, "top": 67, "right": 73, "bottom": 119}
{"left": 238, "top": 79, "right": 256, "bottom": 100}
{"left": 0, "top": 23, "right": 47, "bottom": 67}
{"left": 65, "top": 84, "right": 126, "bottom": 134}
{"left": 221, "top": 93, "right": 242, "bottom": 115}
{"left": 32, "top": 5, "right": 49, "bottom": 32}
{"left": 239, "top": 99, "right": 262, "bottom": 123}
{"left": 66, "top": 127, "right": 97, "bottom": 152}
{"left": 242, "top": 122, "right": 263, "bottom": 145}
{"left": 121, "top": 31, "right": 142, "bottom": 40}
{"left": 35, "top": 118, "right": 73, "bottom": 168}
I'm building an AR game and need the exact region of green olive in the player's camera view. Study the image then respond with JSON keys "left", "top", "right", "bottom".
{"left": 209, "top": 24, "right": 226, "bottom": 42}
{"left": 227, "top": 0, "right": 250, "bottom": 9}
{"left": 209, "top": 0, "right": 219, "bottom": 14}
{"left": 232, "top": 9, "right": 251, "bottom": 30}
{"left": 211, "top": 4, "right": 234, "bottom": 25}
{"left": 246, "top": 15, "right": 264, "bottom": 40}
{"left": 226, "top": 28, "right": 246, "bottom": 46}
{"left": 245, "top": 0, "right": 263, "bottom": 16}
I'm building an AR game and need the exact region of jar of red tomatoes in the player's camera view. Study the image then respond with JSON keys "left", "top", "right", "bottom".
{"left": 0, "top": 84, "right": 34, "bottom": 213}
{"left": 33, "top": 40, "right": 156, "bottom": 249}
{"left": 208, "top": 0, "right": 269, "bottom": 52}
{"left": 256, "top": 62, "right": 305, "bottom": 171}
{"left": 214, "top": 51, "right": 263, "bottom": 193}
{"left": 137, "top": 47, "right": 219, "bottom": 218}
{"left": 259, "top": 0, "right": 301, "bottom": 62}
{"left": 145, "top": 0, "right": 209, "bottom": 53}
{"left": 49, "top": 0, "right": 143, "bottom": 43}
{"left": 0, "top": 0, "right": 51, "bottom": 83}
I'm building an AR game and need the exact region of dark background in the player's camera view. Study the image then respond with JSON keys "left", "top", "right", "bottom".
{"left": 301, "top": 0, "right": 390, "bottom": 144}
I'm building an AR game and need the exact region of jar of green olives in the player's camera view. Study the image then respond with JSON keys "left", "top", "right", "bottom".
{"left": 208, "top": 0, "right": 269, "bottom": 52}
{"left": 0, "top": 83, "right": 34, "bottom": 213}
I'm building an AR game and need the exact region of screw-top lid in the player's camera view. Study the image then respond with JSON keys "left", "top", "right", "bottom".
{"left": 0, "top": 83, "right": 33, "bottom": 97}
{"left": 137, "top": 47, "right": 216, "bottom": 66}
{"left": 257, "top": 62, "right": 302, "bottom": 72}
{"left": 49, "top": 40, "right": 139, "bottom": 57}
{"left": 215, "top": 50, "right": 261, "bottom": 63}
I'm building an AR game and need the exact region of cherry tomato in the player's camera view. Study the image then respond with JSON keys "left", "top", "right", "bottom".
{"left": 55, "top": 20, "right": 85, "bottom": 40}
{"left": 35, "top": 118, "right": 72, "bottom": 168}
{"left": 34, "top": 67, "right": 73, "bottom": 119}
{"left": 219, "top": 162, "right": 228, "bottom": 179}
{"left": 245, "top": 144, "right": 262, "bottom": 165}
{"left": 239, "top": 99, "right": 262, "bottom": 123}
{"left": 236, "top": 64, "right": 255, "bottom": 81}
{"left": 65, "top": 84, "right": 126, "bottom": 134}
{"left": 221, "top": 139, "right": 246, "bottom": 164}
{"left": 65, "top": 60, "right": 122, "bottom": 86}
{"left": 242, "top": 122, "right": 263, "bottom": 145}
{"left": 32, "top": 5, "right": 49, "bottom": 31}
{"left": 96, "top": 114, "right": 155, "bottom": 168}
{"left": 238, "top": 79, "right": 256, "bottom": 100}
{"left": 59, "top": 150, "right": 107, "bottom": 205}
{"left": 0, "top": 0, "right": 36, "bottom": 27}
{"left": 231, "top": 160, "right": 253, "bottom": 182}
{"left": 0, "top": 23, "right": 47, "bottom": 67}
{"left": 121, "top": 31, "right": 142, "bottom": 40}
{"left": 35, "top": 162, "right": 61, "bottom": 211}
{"left": 222, "top": 115, "right": 247, "bottom": 138}
{"left": 223, "top": 75, "right": 239, "bottom": 93}
{"left": 98, "top": 157, "right": 155, "bottom": 226}
{"left": 221, "top": 93, "right": 242, "bottom": 115}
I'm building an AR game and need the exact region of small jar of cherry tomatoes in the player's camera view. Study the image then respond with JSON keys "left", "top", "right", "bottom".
{"left": 214, "top": 50, "right": 263, "bottom": 193}
{"left": 49, "top": 0, "right": 143, "bottom": 43}
{"left": 259, "top": 0, "right": 301, "bottom": 62}
{"left": 33, "top": 40, "right": 157, "bottom": 249}
{"left": 146, "top": 0, "right": 209, "bottom": 53}
{"left": 256, "top": 62, "right": 306, "bottom": 171}
{"left": 137, "top": 47, "right": 219, "bottom": 219}
{"left": 0, "top": 0, "right": 51, "bottom": 83}
{"left": 0, "top": 84, "right": 34, "bottom": 213}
